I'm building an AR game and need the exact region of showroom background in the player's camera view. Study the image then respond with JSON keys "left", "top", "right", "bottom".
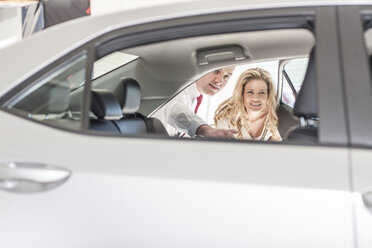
{"left": 0, "top": 0, "right": 194, "bottom": 49}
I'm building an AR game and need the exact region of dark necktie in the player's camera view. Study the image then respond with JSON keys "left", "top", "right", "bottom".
{"left": 194, "top": 95, "right": 203, "bottom": 113}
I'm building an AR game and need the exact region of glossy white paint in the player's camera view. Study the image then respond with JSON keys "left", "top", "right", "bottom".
{"left": 1, "top": 1, "right": 371, "bottom": 247}
{"left": 351, "top": 149, "right": 372, "bottom": 248}
{"left": 0, "top": 110, "right": 354, "bottom": 247}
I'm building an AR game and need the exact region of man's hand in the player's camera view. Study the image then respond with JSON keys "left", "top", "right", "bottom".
{"left": 196, "top": 125, "right": 238, "bottom": 138}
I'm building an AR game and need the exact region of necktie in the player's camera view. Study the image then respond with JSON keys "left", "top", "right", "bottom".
{"left": 194, "top": 94, "right": 203, "bottom": 113}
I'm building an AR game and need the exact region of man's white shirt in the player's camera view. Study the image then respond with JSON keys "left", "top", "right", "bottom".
{"left": 153, "top": 83, "right": 207, "bottom": 137}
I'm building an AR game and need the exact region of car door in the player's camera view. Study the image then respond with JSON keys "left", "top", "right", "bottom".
{"left": 339, "top": 5, "right": 372, "bottom": 248}
{"left": 0, "top": 5, "right": 353, "bottom": 248}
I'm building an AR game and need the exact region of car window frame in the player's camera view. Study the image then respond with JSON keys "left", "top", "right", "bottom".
{"left": 312, "top": 6, "right": 348, "bottom": 145}
{"left": 0, "top": 48, "right": 95, "bottom": 131}
{"left": 338, "top": 6, "right": 372, "bottom": 148}
{"left": 0, "top": 5, "right": 350, "bottom": 147}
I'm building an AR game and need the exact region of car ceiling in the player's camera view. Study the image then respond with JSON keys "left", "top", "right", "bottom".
{"left": 123, "top": 28, "right": 314, "bottom": 96}
{"left": 90, "top": 28, "right": 314, "bottom": 115}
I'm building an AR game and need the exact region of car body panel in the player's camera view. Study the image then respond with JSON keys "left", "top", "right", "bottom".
{"left": 351, "top": 149, "right": 372, "bottom": 248}
{"left": 338, "top": 6, "right": 372, "bottom": 147}
{"left": 0, "top": 111, "right": 353, "bottom": 247}
{"left": 1, "top": 2, "right": 372, "bottom": 248}
{"left": 338, "top": 7, "right": 372, "bottom": 247}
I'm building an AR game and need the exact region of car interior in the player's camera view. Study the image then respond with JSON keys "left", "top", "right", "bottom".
{"left": 90, "top": 77, "right": 168, "bottom": 135}
{"left": 286, "top": 48, "right": 318, "bottom": 143}
{"left": 89, "top": 28, "right": 315, "bottom": 139}
{"left": 5, "top": 27, "right": 317, "bottom": 142}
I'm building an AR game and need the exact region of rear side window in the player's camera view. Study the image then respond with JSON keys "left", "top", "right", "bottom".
{"left": 5, "top": 53, "right": 87, "bottom": 130}
{"left": 93, "top": 51, "right": 138, "bottom": 79}
{"left": 281, "top": 58, "right": 308, "bottom": 108}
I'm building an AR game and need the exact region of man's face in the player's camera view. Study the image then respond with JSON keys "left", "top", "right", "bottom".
{"left": 196, "top": 67, "right": 234, "bottom": 96}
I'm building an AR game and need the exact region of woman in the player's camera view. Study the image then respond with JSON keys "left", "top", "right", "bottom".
{"left": 214, "top": 68, "right": 281, "bottom": 141}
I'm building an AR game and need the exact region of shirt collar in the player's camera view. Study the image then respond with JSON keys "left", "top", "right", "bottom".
{"left": 188, "top": 83, "right": 202, "bottom": 98}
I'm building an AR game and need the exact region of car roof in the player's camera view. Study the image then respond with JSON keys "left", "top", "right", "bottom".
{"left": 0, "top": 0, "right": 370, "bottom": 95}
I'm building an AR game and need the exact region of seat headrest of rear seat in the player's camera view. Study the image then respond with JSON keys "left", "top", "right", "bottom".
{"left": 91, "top": 89, "right": 123, "bottom": 120}
{"left": 114, "top": 77, "right": 141, "bottom": 114}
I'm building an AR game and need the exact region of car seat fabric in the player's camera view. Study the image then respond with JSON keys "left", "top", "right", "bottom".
{"left": 90, "top": 89, "right": 122, "bottom": 133}
{"left": 293, "top": 48, "right": 318, "bottom": 119}
{"left": 287, "top": 48, "right": 318, "bottom": 143}
{"left": 277, "top": 104, "right": 300, "bottom": 139}
{"left": 90, "top": 88, "right": 147, "bottom": 134}
{"left": 114, "top": 77, "right": 168, "bottom": 136}
{"left": 114, "top": 115, "right": 147, "bottom": 134}
{"left": 114, "top": 77, "right": 141, "bottom": 114}
{"left": 91, "top": 89, "right": 123, "bottom": 120}
{"left": 89, "top": 78, "right": 168, "bottom": 136}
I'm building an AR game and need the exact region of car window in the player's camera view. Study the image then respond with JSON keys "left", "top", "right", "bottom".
{"left": 5, "top": 53, "right": 87, "bottom": 130}
{"left": 2, "top": 27, "right": 315, "bottom": 143}
{"left": 153, "top": 57, "right": 311, "bottom": 140}
{"left": 93, "top": 51, "right": 138, "bottom": 79}
{"left": 196, "top": 60, "right": 279, "bottom": 125}
{"left": 281, "top": 58, "right": 308, "bottom": 108}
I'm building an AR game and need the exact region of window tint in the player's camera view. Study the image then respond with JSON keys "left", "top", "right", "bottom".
{"left": 6, "top": 53, "right": 87, "bottom": 130}
{"left": 282, "top": 58, "right": 308, "bottom": 108}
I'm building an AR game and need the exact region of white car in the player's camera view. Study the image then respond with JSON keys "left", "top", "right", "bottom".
{"left": 1, "top": 1, "right": 372, "bottom": 247}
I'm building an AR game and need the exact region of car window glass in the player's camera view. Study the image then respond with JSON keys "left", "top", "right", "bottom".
{"left": 6, "top": 53, "right": 87, "bottom": 130}
{"left": 85, "top": 28, "right": 314, "bottom": 143}
{"left": 199, "top": 60, "right": 279, "bottom": 124}
{"left": 93, "top": 51, "right": 138, "bottom": 79}
{"left": 282, "top": 58, "right": 308, "bottom": 108}
{"left": 153, "top": 58, "right": 312, "bottom": 140}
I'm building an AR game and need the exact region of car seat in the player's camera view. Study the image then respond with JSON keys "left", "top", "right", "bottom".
{"left": 286, "top": 48, "right": 318, "bottom": 143}
{"left": 90, "top": 89, "right": 123, "bottom": 133}
{"left": 90, "top": 78, "right": 168, "bottom": 136}
{"left": 113, "top": 77, "right": 168, "bottom": 135}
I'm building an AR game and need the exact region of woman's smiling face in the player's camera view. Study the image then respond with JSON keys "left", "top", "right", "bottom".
{"left": 243, "top": 79, "right": 269, "bottom": 113}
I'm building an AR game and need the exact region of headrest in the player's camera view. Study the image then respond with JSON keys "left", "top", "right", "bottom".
{"left": 91, "top": 89, "right": 123, "bottom": 120}
{"left": 114, "top": 77, "right": 141, "bottom": 114}
{"left": 48, "top": 84, "right": 70, "bottom": 112}
{"left": 293, "top": 48, "right": 318, "bottom": 119}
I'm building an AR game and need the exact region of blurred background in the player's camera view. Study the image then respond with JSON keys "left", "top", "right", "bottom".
{"left": 0, "top": 0, "right": 194, "bottom": 49}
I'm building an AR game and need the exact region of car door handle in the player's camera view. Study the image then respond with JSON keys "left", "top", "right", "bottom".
{"left": 0, "top": 162, "right": 71, "bottom": 193}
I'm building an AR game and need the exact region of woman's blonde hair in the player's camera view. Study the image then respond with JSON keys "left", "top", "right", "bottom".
{"left": 214, "top": 67, "right": 279, "bottom": 139}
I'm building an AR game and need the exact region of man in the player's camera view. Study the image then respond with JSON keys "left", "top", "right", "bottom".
{"left": 154, "top": 67, "right": 237, "bottom": 138}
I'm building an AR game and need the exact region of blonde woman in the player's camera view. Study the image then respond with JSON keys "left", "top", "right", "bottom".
{"left": 214, "top": 68, "right": 281, "bottom": 141}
